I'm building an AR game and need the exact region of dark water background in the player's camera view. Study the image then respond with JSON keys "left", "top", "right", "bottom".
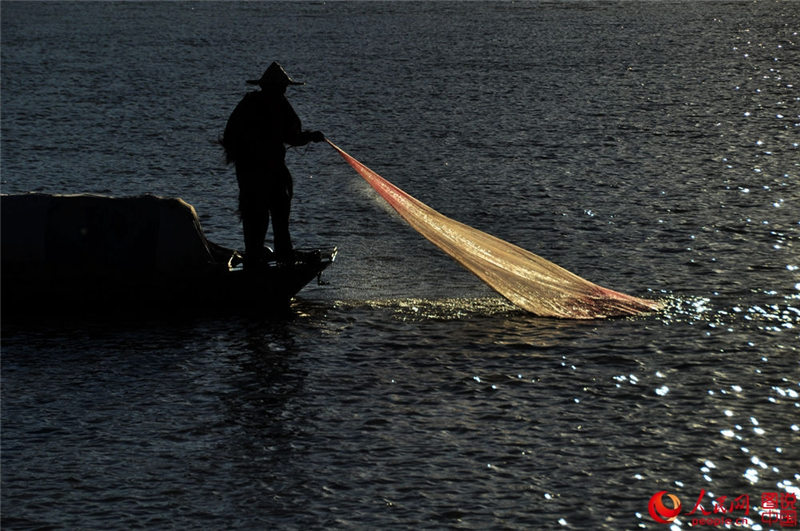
{"left": 2, "top": 1, "right": 798, "bottom": 529}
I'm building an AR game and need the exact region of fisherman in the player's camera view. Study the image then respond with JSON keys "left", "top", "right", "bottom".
{"left": 221, "top": 62, "right": 325, "bottom": 269}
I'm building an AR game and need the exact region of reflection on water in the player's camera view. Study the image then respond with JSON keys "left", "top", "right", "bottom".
{"left": 334, "top": 296, "right": 519, "bottom": 321}
{"left": 3, "top": 294, "right": 798, "bottom": 529}
{"left": 657, "top": 290, "right": 800, "bottom": 333}
{"left": 332, "top": 287, "right": 800, "bottom": 337}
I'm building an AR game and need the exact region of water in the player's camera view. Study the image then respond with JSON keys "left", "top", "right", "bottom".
{"left": 1, "top": 1, "right": 798, "bottom": 529}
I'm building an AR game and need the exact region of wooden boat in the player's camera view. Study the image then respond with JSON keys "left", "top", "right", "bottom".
{"left": 1, "top": 193, "right": 336, "bottom": 317}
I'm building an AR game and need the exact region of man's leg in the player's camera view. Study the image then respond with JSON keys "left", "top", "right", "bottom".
{"left": 271, "top": 192, "right": 293, "bottom": 264}
{"left": 242, "top": 206, "right": 270, "bottom": 269}
{"left": 237, "top": 166, "right": 271, "bottom": 270}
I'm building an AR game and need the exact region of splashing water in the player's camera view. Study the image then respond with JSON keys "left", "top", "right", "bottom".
{"left": 327, "top": 140, "right": 662, "bottom": 319}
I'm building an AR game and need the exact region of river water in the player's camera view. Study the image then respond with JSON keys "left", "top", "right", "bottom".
{"left": 1, "top": 2, "right": 798, "bottom": 529}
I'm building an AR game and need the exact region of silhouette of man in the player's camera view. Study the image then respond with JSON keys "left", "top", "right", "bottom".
{"left": 221, "top": 62, "right": 324, "bottom": 269}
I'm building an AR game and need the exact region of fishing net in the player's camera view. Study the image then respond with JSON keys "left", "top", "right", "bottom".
{"left": 328, "top": 140, "right": 661, "bottom": 319}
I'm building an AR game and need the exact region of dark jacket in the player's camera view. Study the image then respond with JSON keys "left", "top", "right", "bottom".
{"left": 222, "top": 90, "right": 317, "bottom": 167}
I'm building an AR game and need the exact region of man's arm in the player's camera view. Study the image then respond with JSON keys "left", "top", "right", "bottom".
{"left": 282, "top": 98, "right": 324, "bottom": 146}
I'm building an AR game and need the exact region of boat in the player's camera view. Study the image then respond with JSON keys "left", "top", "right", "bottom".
{"left": 0, "top": 193, "right": 336, "bottom": 317}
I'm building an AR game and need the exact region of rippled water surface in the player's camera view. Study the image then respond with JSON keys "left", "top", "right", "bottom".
{"left": 2, "top": 2, "right": 798, "bottom": 529}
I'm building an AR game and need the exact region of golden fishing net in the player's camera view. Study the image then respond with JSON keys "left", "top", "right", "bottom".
{"left": 328, "top": 140, "right": 661, "bottom": 319}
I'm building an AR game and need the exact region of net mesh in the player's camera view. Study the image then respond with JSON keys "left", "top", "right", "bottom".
{"left": 328, "top": 140, "right": 661, "bottom": 319}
